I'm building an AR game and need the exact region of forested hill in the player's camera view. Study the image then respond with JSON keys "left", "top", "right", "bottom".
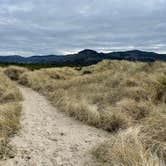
{"left": 0, "top": 49, "right": 166, "bottom": 66}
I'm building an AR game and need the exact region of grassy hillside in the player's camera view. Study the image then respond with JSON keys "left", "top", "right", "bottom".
{"left": 4, "top": 60, "right": 166, "bottom": 165}
{"left": 0, "top": 70, "right": 22, "bottom": 159}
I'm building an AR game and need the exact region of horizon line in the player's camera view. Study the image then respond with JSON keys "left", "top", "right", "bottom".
{"left": 0, "top": 49, "right": 166, "bottom": 57}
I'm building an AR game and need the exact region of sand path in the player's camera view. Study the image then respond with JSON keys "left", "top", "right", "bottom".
{"left": 1, "top": 86, "right": 110, "bottom": 166}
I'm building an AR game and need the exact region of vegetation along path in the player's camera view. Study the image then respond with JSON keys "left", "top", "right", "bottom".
{"left": 1, "top": 86, "right": 110, "bottom": 166}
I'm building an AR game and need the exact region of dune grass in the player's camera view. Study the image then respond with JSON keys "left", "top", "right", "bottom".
{"left": 4, "top": 60, "right": 166, "bottom": 165}
{"left": 4, "top": 66, "right": 28, "bottom": 81}
{"left": 0, "top": 72, "right": 22, "bottom": 159}
{"left": 92, "top": 127, "right": 165, "bottom": 166}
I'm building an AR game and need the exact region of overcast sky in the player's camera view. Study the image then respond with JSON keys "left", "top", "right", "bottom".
{"left": 0, "top": 0, "right": 166, "bottom": 56}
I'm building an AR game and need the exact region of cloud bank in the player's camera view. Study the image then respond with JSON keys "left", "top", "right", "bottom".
{"left": 0, "top": 0, "right": 166, "bottom": 56}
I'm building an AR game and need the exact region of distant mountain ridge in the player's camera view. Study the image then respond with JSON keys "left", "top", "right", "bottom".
{"left": 0, "top": 49, "right": 166, "bottom": 66}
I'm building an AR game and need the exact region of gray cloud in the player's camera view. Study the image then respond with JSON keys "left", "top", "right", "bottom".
{"left": 0, "top": 0, "right": 166, "bottom": 56}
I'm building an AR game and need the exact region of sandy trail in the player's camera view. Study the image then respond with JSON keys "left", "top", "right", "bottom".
{"left": 1, "top": 86, "right": 110, "bottom": 166}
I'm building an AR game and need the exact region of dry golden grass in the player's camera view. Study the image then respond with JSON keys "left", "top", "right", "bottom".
{"left": 3, "top": 66, "right": 28, "bottom": 81}
{"left": 0, "top": 72, "right": 22, "bottom": 159}
{"left": 92, "top": 127, "right": 165, "bottom": 166}
{"left": 6, "top": 60, "right": 166, "bottom": 165}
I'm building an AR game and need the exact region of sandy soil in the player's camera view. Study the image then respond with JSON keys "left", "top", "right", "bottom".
{"left": 0, "top": 86, "right": 110, "bottom": 166}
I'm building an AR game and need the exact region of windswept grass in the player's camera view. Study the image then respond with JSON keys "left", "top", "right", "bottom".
{"left": 5, "top": 60, "right": 166, "bottom": 165}
{"left": 92, "top": 127, "right": 165, "bottom": 166}
{"left": 0, "top": 72, "right": 22, "bottom": 159}
{"left": 4, "top": 66, "right": 28, "bottom": 81}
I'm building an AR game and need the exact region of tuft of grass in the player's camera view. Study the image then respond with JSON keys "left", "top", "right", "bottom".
{"left": 141, "top": 113, "right": 166, "bottom": 161}
{"left": 92, "top": 127, "right": 165, "bottom": 166}
{"left": 3, "top": 66, "right": 28, "bottom": 81}
{"left": 0, "top": 71, "right": 22, "bottom": 159}
{"left": 116, "top": 99, "right": 151, "bottom": 121}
